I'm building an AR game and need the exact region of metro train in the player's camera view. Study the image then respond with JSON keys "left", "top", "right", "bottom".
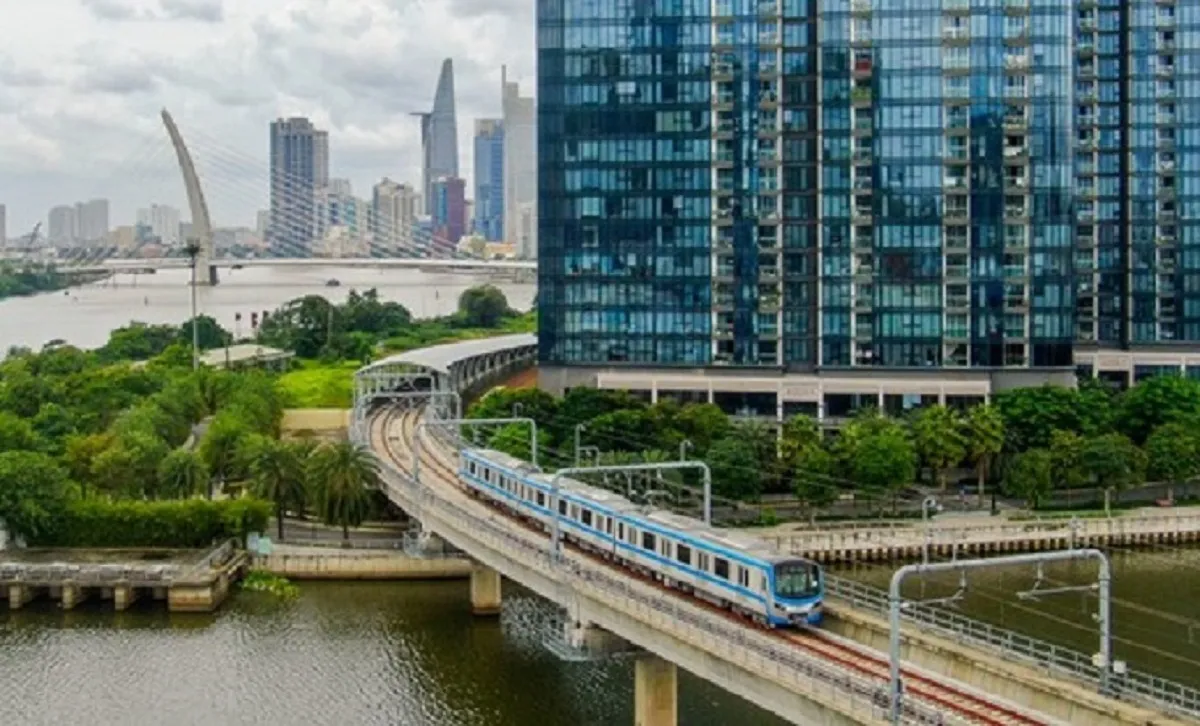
{"left": 458, "top": 448, "right": 823, "bottom": 628}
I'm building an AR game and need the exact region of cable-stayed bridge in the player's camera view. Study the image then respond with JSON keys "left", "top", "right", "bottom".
{"left": 11, "top": 109, "right": 532, "bottom": 283}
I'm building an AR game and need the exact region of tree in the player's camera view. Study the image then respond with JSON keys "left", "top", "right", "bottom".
{"left": 672, "top": 403, "right": 732, "bottom": 456}
{"left": 1003, "top": 449, "right": 1053, "bottom": 509}
{"left": 243, "top": 436, "right": 307, "bottom": 540}
{"left": 199, "top": 413, "right": 251, "bottom": 496}
{"left": 257, "top": 294, "right": 338, "bottom": 358}
{"left": 586, "top": 408, "right": 662, "bottom": 453}
{"left": 31, "top": 403, "right": 77, "bottom": 450}
{"left": 157, "top": 448, "right": 209, "bottom": 499}
{"left": 177, "top": 315, "right": 233, "bottom": 351}
{"left": 911, "top": 405, "right": 967, "bottom": 490}
{"left": 1143, "top": 422, "right": 1200, "bottom": 501}
{"left": 993, "top": 385, "right": 1091, "bottom": 451}
{"left": 780, "top": 414, "right": 822, "bottom": 465}
{"left": 1081, "top": 433, "right": 1146, "bottom": 516}
{"left": 99, "top": 322, "right": 178, "bottom": 361}
{"left": 789, "top": 444, "right": 839, "bottom": 524}
{"left": 340, "top": 288, "right": 412, "bottom": 335}
{"left": 309, "top": 441, "right": 380, "bottom": 542}
{"left": 965, "top": 404, "right": 1005, "bottom": 506}
{"left": 851, "top": 425, "right": 917, "bottom": 511}
{"left": 1048, "top": 429, "right": 1088, "bottom": 492}
{"left": 0, "top": 411, "right": 44, "bottom": 454}
{"left": 488, "top": 423, "right": 550, "bottom": 463}
{"left": 0, "top": 451, "right": 73, "bottom": 540}
{"left": 457, "top": 285, "right": 511, "bottom": 328}
{"left": 1114, "top": 375, "right": 1200, "bottom": 444}
{"left": 62, "top": 432, "right": 115, "bottom": 496}
{"left": 706, "top": 435, "right": 763, "bottom": 501}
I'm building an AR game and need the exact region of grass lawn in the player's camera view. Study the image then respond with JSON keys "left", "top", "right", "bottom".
{"left": 278, "top": 360, "right": 361, "bottom": 408}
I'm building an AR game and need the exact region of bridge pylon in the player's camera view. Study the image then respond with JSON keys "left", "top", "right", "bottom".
{"left": 161, "top": 108, "right": 219, "bottom": 286}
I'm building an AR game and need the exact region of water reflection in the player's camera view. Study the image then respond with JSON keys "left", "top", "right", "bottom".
{"left": 0, "top": 581, "right": 787, "bottom": 726}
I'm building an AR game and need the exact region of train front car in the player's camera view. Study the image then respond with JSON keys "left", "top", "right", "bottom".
{"left": 769, "top": 557, "right": 824, "bottom": 627}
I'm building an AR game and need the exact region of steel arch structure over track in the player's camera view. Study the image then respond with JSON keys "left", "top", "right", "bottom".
{"left": 351, "top": 334, "right": 537, "bottom": 437}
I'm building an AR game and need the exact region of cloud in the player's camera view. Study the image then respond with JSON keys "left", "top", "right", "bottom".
{"left": 158, "top": 0, "right": 223, "bottom": 22}
{"left": 0, "top": 0, "right": 537, "bottom": 234}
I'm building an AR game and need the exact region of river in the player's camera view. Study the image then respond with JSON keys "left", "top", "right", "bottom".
{"left": 0, "top": 581, "right": 786, "bottom": 726}
{"left": 0, "top": 266, "right": 536, "bottom": 350}
{"left": 1, "top": 264, "right": 1198, "bottom": 716}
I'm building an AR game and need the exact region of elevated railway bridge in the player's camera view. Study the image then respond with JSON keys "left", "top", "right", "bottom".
{"left": 351, "top": 338, "right": 1199, "bottom": 726}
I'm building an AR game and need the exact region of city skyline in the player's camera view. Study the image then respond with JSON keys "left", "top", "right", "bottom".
{"left": 0, "top": 0, "right": 537, "bottom": 233}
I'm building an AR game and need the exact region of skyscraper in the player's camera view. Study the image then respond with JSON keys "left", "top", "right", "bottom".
{"left": 535, "top": 0, "right": 1088, "bottom": 406}
{"left": 75, "top": 199, "right": 110, "bottom": 243}
{"left": 269, "top": 117, "right": 329, "bottom": 256}
{"left": 474, "top": 119, "right": 505, "bottom": 241}
{"left": 414, "top": 59, "right": 459, "bottom": 213}
{"left": 48, "top": 205, "right": 75, "bottom": 245}
{"left": 0, "top": 204, "right": 6, "bottom": 250}
{"left": 430, "top": 176, "right": 467, "bottom": 247}
{"left": 502, "top": 66, "right": 537, "bottom": 259}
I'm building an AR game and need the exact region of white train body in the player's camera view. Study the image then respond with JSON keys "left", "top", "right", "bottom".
{"left": 459, "top": 448, "right": 823, "bottom": 628}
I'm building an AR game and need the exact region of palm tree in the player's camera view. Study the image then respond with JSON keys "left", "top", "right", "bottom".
{"left": 246, "top": 437, "right": 307, "bottom": 540}
{"left": 966, "top": 404, "right": 1005, "bottom": 508}
{"left": 157, "top": 448, "right": 209, "bottom": 499}
{"left": 308, "top": 440, "right": 379, "bottom": 544}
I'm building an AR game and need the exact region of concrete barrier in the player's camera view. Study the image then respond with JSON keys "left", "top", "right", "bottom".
{"left": 253, "top": 546, "right": 472, "bottom": 581}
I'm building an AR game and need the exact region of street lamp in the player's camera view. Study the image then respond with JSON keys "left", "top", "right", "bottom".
{"left": 921, "top": 496, "right": 941, "bottom": 565}
{"left": 574, "top": 423, "right": 587, "bottom": 467}
{"left": 184, "top": 239, "right": 201, "bottom": 371}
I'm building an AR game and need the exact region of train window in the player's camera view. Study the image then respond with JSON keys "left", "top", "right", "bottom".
{"left": 642, "top": 532, "right": 656, "bottom": 551}
{"left": 617, "top": 522, "right": 625, "bottom": 540}
{"left": 559, "top": 501, "right": 568, "bottom": 516}
{"left": 698, "top": 553, "right": 709, "bottom": 572}
{"left": 536, "top": 491, "right": 545, "bottom": 507}
{"left": 676, "top": 544, "right": 692, "bottom": 566}
{"left": 570, "top": 504, "right": 580, "bottom": 520}
{"left": 468, "top": 461, "right": 476, "bottom": 475}
{"left": 714, "top": 558, "right": 730, "bottom": 579}
{"left": 760, "top": 575, "right": 768, "bottom": 592}
{"left": 605, "top": 518, "right": 613, "bottom": 535}
{"left": 660, "top": 539, "right": 670, "bottom": 558}
{"left": 738, "top": 568, "right": 750, "bottom": 588}
{"left": 581, "top": 509, "right": 593, "bottom": 527}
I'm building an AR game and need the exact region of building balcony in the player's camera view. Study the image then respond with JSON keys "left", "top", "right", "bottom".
{"left": 945, "top": 0, "right": 969, "bottom": 10}
{"left": 1003, "top": 0, "right": 1028, "bottom": 10}
{"left": 1156, "top": 65, "right": 1175, "bottom": 77}
{"left": 1158, "top": 113, "right": 1177, "bottom": 125}
{"left": 851, "top": 88, "right": 873, "bottom": 104}
{"left": 851, "top": 0, "right": 871, "bottom": 11}
{"left": 1077, "top": 41, "right": 1095, "bottom": 56}
{"left": 944, "top": 177, "right": 967, "bottom": 189}
{"left": 943, "top": 27, "right": 969, "bottom": 41}
{"left": 1079, "top": 19, "right": 1096, "bottom": 32}
{"left": 946, "top": 265, "right": 969, "bottom": 278}
{"left": 943, "top": 57, "right": 969, "bottom": 71}
{"left": 1004, "top": 113, "right": 1028, "bottom": 130}
{"left": 1005, "top": 206, "right": 1028, "bottom": 219}
{"left": 1004, "top": 146, "right": 1028, "bottom": 158}
{"left": 1004, "top": 55, "right": 1030, "bottom": 69}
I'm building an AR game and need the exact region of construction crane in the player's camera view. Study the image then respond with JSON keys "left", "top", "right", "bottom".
{"left": 9, "top": 223, "right": 43, "bottom": 258}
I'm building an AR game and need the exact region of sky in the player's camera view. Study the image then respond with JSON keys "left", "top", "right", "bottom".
{"left": 0, "top": 0, "right": 535, "bottom": 234}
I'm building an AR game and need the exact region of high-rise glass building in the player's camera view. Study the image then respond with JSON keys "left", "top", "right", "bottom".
{"left": 474, "top": 119, "right": 505, "bottom": 241}
{"left": 415, "top": 59, "right": 460, "bottom": 214}
{"left": 268, "top": 117, "right": 329, "bottom": 256}
{"left": 538, "top": 0, "right": 1200, "bottom": 404}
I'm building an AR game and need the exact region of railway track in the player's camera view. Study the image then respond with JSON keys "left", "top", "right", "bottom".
{"left": 370, "top": 405, "right": 1050, "bottom": 726}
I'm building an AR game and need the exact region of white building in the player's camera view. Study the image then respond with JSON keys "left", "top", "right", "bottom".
{"left": 0, "top": 203, "right": 6, "bottom": 251}
{"left": 48, "top": 205, "right": 76, "bottom": 245}
{"left": 75, "top": 199, "right": 109, "bottom": 243}
{"left": 372, "top": 178, "right": 420, "bottom": 252}
{"left": 136, "top": 204, "right": 182, "bottom": 246}
{"left": 502, "top": 66, "right": 537, "bottom": 260}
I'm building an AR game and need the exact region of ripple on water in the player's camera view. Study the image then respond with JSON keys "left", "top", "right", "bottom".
{"left": 0, "top": 582, "right": 787, "bottom": 726}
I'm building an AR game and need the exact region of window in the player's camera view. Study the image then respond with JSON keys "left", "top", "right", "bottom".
{"left": 698, "top": 553, "right": 710, "bottom": 572}
{"left": 642, "top": 532, "right": 656, "bottom": 551}
{"left": 581, "top": 509, "right": 593, "bottom": 527}
{"left": 737, "top": 567, "right": 751, "bottom": 588}
{"left": 617, "top": 522, "right": 625, "bottom": 540}
{"left": 536, "top": 491, "right": 545, "bottom": 507}
{"left": 714, "top": 558, "right": 730, "bottom": 579}
{"left": 559, "top": 501, "right": 568, "bottom": 516}
{"left": 676, "top": 544, "right": 692, "bottom": 566}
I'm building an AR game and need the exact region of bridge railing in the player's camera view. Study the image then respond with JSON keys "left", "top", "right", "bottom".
{"left": 358, "top": 420, "right": 963, "bottom": 726}
{"left": 824, "top": 574, "right": 1200, "bottom": 720}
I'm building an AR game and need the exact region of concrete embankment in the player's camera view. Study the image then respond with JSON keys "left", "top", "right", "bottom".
{"left": 254, "top": 544, "right": 472, "bottom": 581}
{"left": 823, "top": 604, "right": 1191, "bottom": 726}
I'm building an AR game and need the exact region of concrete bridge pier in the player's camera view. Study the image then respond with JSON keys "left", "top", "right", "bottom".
{"left": 469, "top": 565, "right": 502, "bottom": 616}
{"left": 7, "top": 584, "right": 34, "bottom": 609}
{"left": 634, "top": 655, "right": 677, "bottom": 726}
{"left": 564, "top": 618, "right": 635, "bottom": 656}
{"left": 113, "top": 585, "right": 138, "bottom": 611}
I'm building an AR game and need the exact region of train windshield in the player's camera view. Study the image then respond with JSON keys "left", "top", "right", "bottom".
{"left": 774, "top": 561, "right": 821, "bottom": 599}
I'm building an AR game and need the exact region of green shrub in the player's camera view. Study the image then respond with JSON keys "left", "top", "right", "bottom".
{"left": 30, "top": 497, "right": 271, "bottom": 548}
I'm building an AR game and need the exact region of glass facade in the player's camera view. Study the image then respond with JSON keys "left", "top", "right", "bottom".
{"left": 537, "top": 0, "right": 1195, "bottom": 372}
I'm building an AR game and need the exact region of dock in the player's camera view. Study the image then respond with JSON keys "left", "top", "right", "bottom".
{"left": 761, "top": 509, "right": 1200, "bottom": 563}
{"left": 0, "top": 540, "right": 247, "bottom": 612}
